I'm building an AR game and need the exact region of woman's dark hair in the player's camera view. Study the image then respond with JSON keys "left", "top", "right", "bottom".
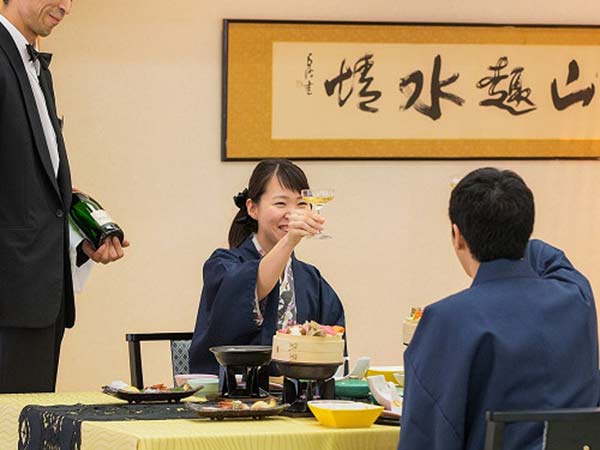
{"left": 449, "top": 167, "right": 534, "bottom": 262}
{"left": 228, "top": 159, "right": 309, "bottom": 248}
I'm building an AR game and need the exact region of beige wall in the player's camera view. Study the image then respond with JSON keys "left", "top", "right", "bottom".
{"left": 41, "top": 1, "right": 600, "bottom": 391}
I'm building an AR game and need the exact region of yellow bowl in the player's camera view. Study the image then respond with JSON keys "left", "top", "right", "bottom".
{"left": 366, "top": 366, "right": 404, "bottom": 384}
{"left": 308, "top": 400, "right": 383, "bottom": 428}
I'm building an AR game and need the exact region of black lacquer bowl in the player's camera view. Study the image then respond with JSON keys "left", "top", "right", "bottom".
{"left": 210, "top": 345, "right": 272, "bottom": 367}
{"left": 274, "top": 360, "right": 341, "bottom": 380}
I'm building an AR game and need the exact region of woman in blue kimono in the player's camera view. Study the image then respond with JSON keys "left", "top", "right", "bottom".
{"left": 189, "top": 159, "right": 345, "bottom": 374}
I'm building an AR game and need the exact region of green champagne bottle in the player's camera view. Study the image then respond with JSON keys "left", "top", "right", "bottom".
{"left": 69, "top": 191, "right": 124, "bottom": 249}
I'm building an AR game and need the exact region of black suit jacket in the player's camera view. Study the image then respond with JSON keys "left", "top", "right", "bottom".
{"left": 0, "top": 23, "right": 76, "bottom": 328}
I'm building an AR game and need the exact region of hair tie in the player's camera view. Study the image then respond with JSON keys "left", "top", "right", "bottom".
{"left": 233, "top": 188, "right": 249, "bottom": 209}
{"left": 233, "top": 188, "right": 250, "bottom": 224}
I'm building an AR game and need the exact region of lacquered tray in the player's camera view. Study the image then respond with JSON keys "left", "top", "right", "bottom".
{"left": 376, "top": 410, "right": 401, "bottom": 426}
{"left": 102, "top": 385, "right": 202, "bottom": 403}
{"left": 185, "top": 401, "right": 289, "bottom": 420}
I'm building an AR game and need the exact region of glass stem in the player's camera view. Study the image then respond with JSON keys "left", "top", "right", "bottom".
{"left": 314, "top": 204, "right": 323, "bottom": 234}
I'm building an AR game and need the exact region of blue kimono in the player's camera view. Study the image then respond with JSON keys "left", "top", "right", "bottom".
{"left": 189, "top": 236, "right": 345, "bottom": 374}
{"left": 399, "top": 239, "right": 600, "bottom": 450}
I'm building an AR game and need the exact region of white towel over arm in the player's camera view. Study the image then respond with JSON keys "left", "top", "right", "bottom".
{"left": 69, "top": 224, "right": 94, "bottom": 292}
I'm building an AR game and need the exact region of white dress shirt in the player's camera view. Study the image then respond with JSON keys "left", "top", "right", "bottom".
{"left": 0, "top": 14, "right": 59, "bottom": 175}
{"left": 0, "top": 14, "right": 92, "bottom": 291}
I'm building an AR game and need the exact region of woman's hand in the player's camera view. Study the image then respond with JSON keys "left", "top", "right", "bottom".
{"left": 285, "top": 208, "right": 325, "bottom": 244}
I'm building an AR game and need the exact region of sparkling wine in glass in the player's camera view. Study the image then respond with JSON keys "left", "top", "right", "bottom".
{"left": 301, "top": 188, "right": 334, "bottom": 239}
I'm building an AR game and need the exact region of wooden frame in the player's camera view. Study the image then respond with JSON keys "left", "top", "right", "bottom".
{"left": 222, "top": 20, "right": 600, "bottom": 160}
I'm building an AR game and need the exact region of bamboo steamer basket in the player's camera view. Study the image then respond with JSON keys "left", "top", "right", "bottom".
{"left": 272, "top": 333, "right": 344, "bottom": 364}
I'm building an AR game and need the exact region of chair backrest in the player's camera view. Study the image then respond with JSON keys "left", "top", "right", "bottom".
{"left": 170, "top": 339, "right": 192, "bottom": 377}
{"left": 484, "top": 408, "right": 600, "bottom": 450}
{"left": 126, "top": 332, "right": 193, "bottom": 389}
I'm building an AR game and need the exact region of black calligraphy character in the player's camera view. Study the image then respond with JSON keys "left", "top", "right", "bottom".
{"left": 476, "top": 57, "right": 536, "bottom": 115}
{"left": 398, "top": 54, "right": 465, "bottom": 121}
{"left": 324, "top": 59, "right": 353, "bottom": 107}
{"left": 324, "top": 54, "right": 381, "bottom": 113}
{"left": 551, "top": 60, "right": 595, "bottom": 111}
{"left": 353, "top": 55, "right": 381, "bottom": 112}
{"left": 306, "top": 53, "right": 314, "bottom": 72}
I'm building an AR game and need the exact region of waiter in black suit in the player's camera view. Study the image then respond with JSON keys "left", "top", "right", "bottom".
{"left": 0, "top": 0, "right": 129, "bottom": 393}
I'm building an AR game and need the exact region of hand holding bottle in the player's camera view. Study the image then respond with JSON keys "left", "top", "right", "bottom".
{"left": 82, "top": 236, "right": 130, "bottom": 264}
{"left": 70, "top": 189, "right": 129, "bottom": 264}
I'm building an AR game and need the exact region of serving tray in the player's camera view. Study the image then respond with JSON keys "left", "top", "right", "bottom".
{"left": 185, "top": 401, "right": 288, "bottom": 420}
{"left": 102, "top": 385, "right": 202, "bottom": 404}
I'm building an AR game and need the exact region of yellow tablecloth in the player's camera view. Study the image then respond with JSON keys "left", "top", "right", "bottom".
{"left": 0, "top": 392, "right": 400, "bottom": 450}
{"left": 83, "top": 416, "right": 399, "bottom": 450}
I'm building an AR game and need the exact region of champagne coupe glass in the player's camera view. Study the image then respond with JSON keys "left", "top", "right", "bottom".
{"left": 301, "top": 188, "right": 335, "bottom": 240}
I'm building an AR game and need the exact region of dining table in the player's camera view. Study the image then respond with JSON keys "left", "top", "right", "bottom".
{"left": 0, "top": 391, "right": 400, "bottom": 450}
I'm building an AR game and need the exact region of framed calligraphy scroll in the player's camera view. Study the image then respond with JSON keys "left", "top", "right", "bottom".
{"left": 222, "top": 20, "right": 600, "bottom": 160}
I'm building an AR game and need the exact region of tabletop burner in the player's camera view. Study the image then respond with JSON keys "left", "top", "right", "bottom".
{"left": 210, "top": 345, "right": 272, "bottom": 398}
{"left": 274, "top": 360, "right": 340, "bottom": 414}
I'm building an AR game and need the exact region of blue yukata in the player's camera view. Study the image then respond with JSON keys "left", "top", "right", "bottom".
{"left": 190, "top": 236, "right": 345, "bottom": 374}
{"left": 399, "top": 239, "right": 600, "bottom": 450}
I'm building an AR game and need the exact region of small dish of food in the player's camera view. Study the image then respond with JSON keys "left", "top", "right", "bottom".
{"left": 186, "top": 398, "right": 288, "bottom": 420}
{"left": 102, "top": 380, "right": 202, "bottom": 403}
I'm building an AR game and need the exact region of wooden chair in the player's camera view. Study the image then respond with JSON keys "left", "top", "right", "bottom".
{"left": 126, "top": 332, "right": 193, "bottom": 389}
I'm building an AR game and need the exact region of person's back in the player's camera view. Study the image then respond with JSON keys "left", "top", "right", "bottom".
{"left": 398, "top": 168, "right": 600, "bottom": 450}
{"left": 419, "top": 240, "right": 599, "bottom": 450}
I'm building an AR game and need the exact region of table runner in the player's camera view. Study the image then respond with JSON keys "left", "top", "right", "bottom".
{"left": 18, "top": 402, "right": 198, "bottom": 450}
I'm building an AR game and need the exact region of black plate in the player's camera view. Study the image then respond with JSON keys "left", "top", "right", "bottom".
{"left": 102, "top": 385, "right": 203, "bottom": 404}
{"left": 186, "top": 400, "right": 288, "bottom": 420}
{"left": 210, "top": 345, "right": 272, "bottom": 367}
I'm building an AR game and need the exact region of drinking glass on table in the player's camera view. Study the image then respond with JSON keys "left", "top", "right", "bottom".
{"left": 301, "top": 188, "right": 334, "bottom": 240}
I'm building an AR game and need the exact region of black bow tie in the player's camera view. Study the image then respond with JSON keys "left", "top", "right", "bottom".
{"left": 26, "top": 44, "right": 52, "bottom": 70}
